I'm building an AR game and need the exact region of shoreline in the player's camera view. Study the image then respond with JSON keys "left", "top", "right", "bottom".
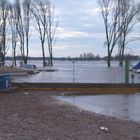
{"left": 0, "top": 90, "right": 140, "bottom": 140}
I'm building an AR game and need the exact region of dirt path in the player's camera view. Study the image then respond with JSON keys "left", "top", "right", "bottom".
{"left": 0, "top": 90, "right": 140, "bottom": 140}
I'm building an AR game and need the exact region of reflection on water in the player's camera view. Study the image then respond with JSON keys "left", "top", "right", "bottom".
{"left": 58, "top": 94, "right": 140, "bottom": 122}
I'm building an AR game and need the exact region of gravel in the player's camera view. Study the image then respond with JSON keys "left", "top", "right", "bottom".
{"left": 0, "top": 90, "right": 140, "bottom": 140}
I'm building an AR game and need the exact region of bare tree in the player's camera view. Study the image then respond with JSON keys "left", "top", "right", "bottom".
{"left": 117, "top": 0, "right": 140, "bottom": 66}
{"left": 98, "top": 0, "right": 123, "bottom": 67}
{"left": 0, "top": 11, "right": 3, "bottom": 66}
{"left": 0, "top": 0, "right": 10, "bottom": 65}
{"left": 31, "top": 0, "right": 49, "bottom": 67}
{"left": 98, "top": 0, "right": 140, "bottom": 67}
{"left": 15, "top": 0, "right": 31, "bottom": 65}
{"left": 22, "top": 0, "right": 31, "bottom": 64}
{"left": 46, "top": 1, "right": 58, "bottom": 66}
{"left": 16, "top": 0, "right": 25, "bottom": 65}
{"left": 9, "top": 3, "right": 19, "bottom": 67}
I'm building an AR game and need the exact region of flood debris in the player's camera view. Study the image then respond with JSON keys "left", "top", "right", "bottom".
{"left": 100, "top": 126, "right": 108, "bottom": 133}
{"left": 24, "top": 92, "right": 29, "bottom": 95}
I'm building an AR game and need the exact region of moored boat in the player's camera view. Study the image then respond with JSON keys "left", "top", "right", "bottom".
{"left": 19, "top": 64, "right": 40, "bottom": 74}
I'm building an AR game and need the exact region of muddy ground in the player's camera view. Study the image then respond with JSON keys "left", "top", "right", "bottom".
{"left": 0, "top": 90, "right": 140, "bottom": 140}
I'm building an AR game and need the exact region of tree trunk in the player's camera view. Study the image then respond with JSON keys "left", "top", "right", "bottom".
{"left": 1, "top": 52, "right": 5, "bottom": 66}
{"left": 49, "top": 45, "right": 53, "bottom": 66}
{"left": 119, "top": 49, "right": 123, "bottom": 67}
{"left": 24, "top": 37, "right": 29, "bottom": 65}
{"left": 107, "top": 46, "right": 111, "bottom": 67}
{"left": 107, "top": 55, "right": 111, "bottom": 67}
{"left": 13, "top": 48, "right": 17, "bottom": 67}
{"left": 50, "top": 52, "right": 53, "bottom": 66}
{"left": 41, "top": 42, "right": 46, "bottom": 67}
{"left": 120, "top": 46, "right": 125, "bottom": 67}
{"left": 119, "top": 59, "right": 123, "bottom": 67}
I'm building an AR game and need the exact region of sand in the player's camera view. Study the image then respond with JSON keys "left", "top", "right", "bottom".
{"left": 0, "top": 90, "right": 140, "bottom": 140}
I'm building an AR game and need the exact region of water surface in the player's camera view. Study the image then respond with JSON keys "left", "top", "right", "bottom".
{"left": 11, "top": 60, "right": 140, "bottom": 83}
{"left": 58, "top": 94, "right": 140, "bottom": 122}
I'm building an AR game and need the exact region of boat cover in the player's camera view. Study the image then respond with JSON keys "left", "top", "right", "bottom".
{"left": 133, "top": 62, "right": 140, "bottom": 70}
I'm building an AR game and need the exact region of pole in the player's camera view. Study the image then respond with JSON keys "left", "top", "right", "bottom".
{"left": 72, "top": 61, "right": 75, "bottom": 83}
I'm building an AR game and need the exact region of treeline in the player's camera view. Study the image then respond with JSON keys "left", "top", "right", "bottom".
{"left": 5, "top": 54, "right": 140, "bottom": 61}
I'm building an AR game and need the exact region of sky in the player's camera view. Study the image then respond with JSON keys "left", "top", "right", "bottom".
{"left": 8, "top": 0, "right": 140, "bottom": 57}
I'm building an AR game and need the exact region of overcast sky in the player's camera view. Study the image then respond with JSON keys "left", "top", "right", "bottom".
{"left": 9, "top": 0, "right": 140, "bottom": 57}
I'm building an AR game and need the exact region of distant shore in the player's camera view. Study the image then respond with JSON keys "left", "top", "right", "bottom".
{"left": 0, "top": 90, "right": 140, "bottom": 140}
{"left": 5, "top": 55, "right": 140, "bottom": 61}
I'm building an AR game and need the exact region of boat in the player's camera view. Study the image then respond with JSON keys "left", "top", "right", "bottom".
{"left": 132, "top": 62, "right": 140, "bottom": 73}
{"left": 19, "top": 64, "right": 40, "bottom": 74}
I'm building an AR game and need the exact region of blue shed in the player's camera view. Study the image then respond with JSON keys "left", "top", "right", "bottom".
{"left": 0, "top": 74, "right": 11, "bottom": 90}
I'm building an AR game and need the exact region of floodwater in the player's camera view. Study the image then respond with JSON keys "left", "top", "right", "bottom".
{"left": 58, "top": 93, "right": 140, "bottom": 122}
{"left": 12, "top": 60, "right": 140, "bottom": 83}
{"left": 9, "top": 60, "right": 140, "bottom": 122}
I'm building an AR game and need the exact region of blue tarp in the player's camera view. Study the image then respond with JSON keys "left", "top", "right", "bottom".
{"left": 133, "top": 62, "right": 140, "bottom": 70}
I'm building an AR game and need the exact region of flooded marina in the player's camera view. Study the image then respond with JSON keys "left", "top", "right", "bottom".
{"left": 12, "top": 60, "right": 140, "bottom": 83}
{"left": 58, "top": 93, "right": 140, "bottom": 122}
